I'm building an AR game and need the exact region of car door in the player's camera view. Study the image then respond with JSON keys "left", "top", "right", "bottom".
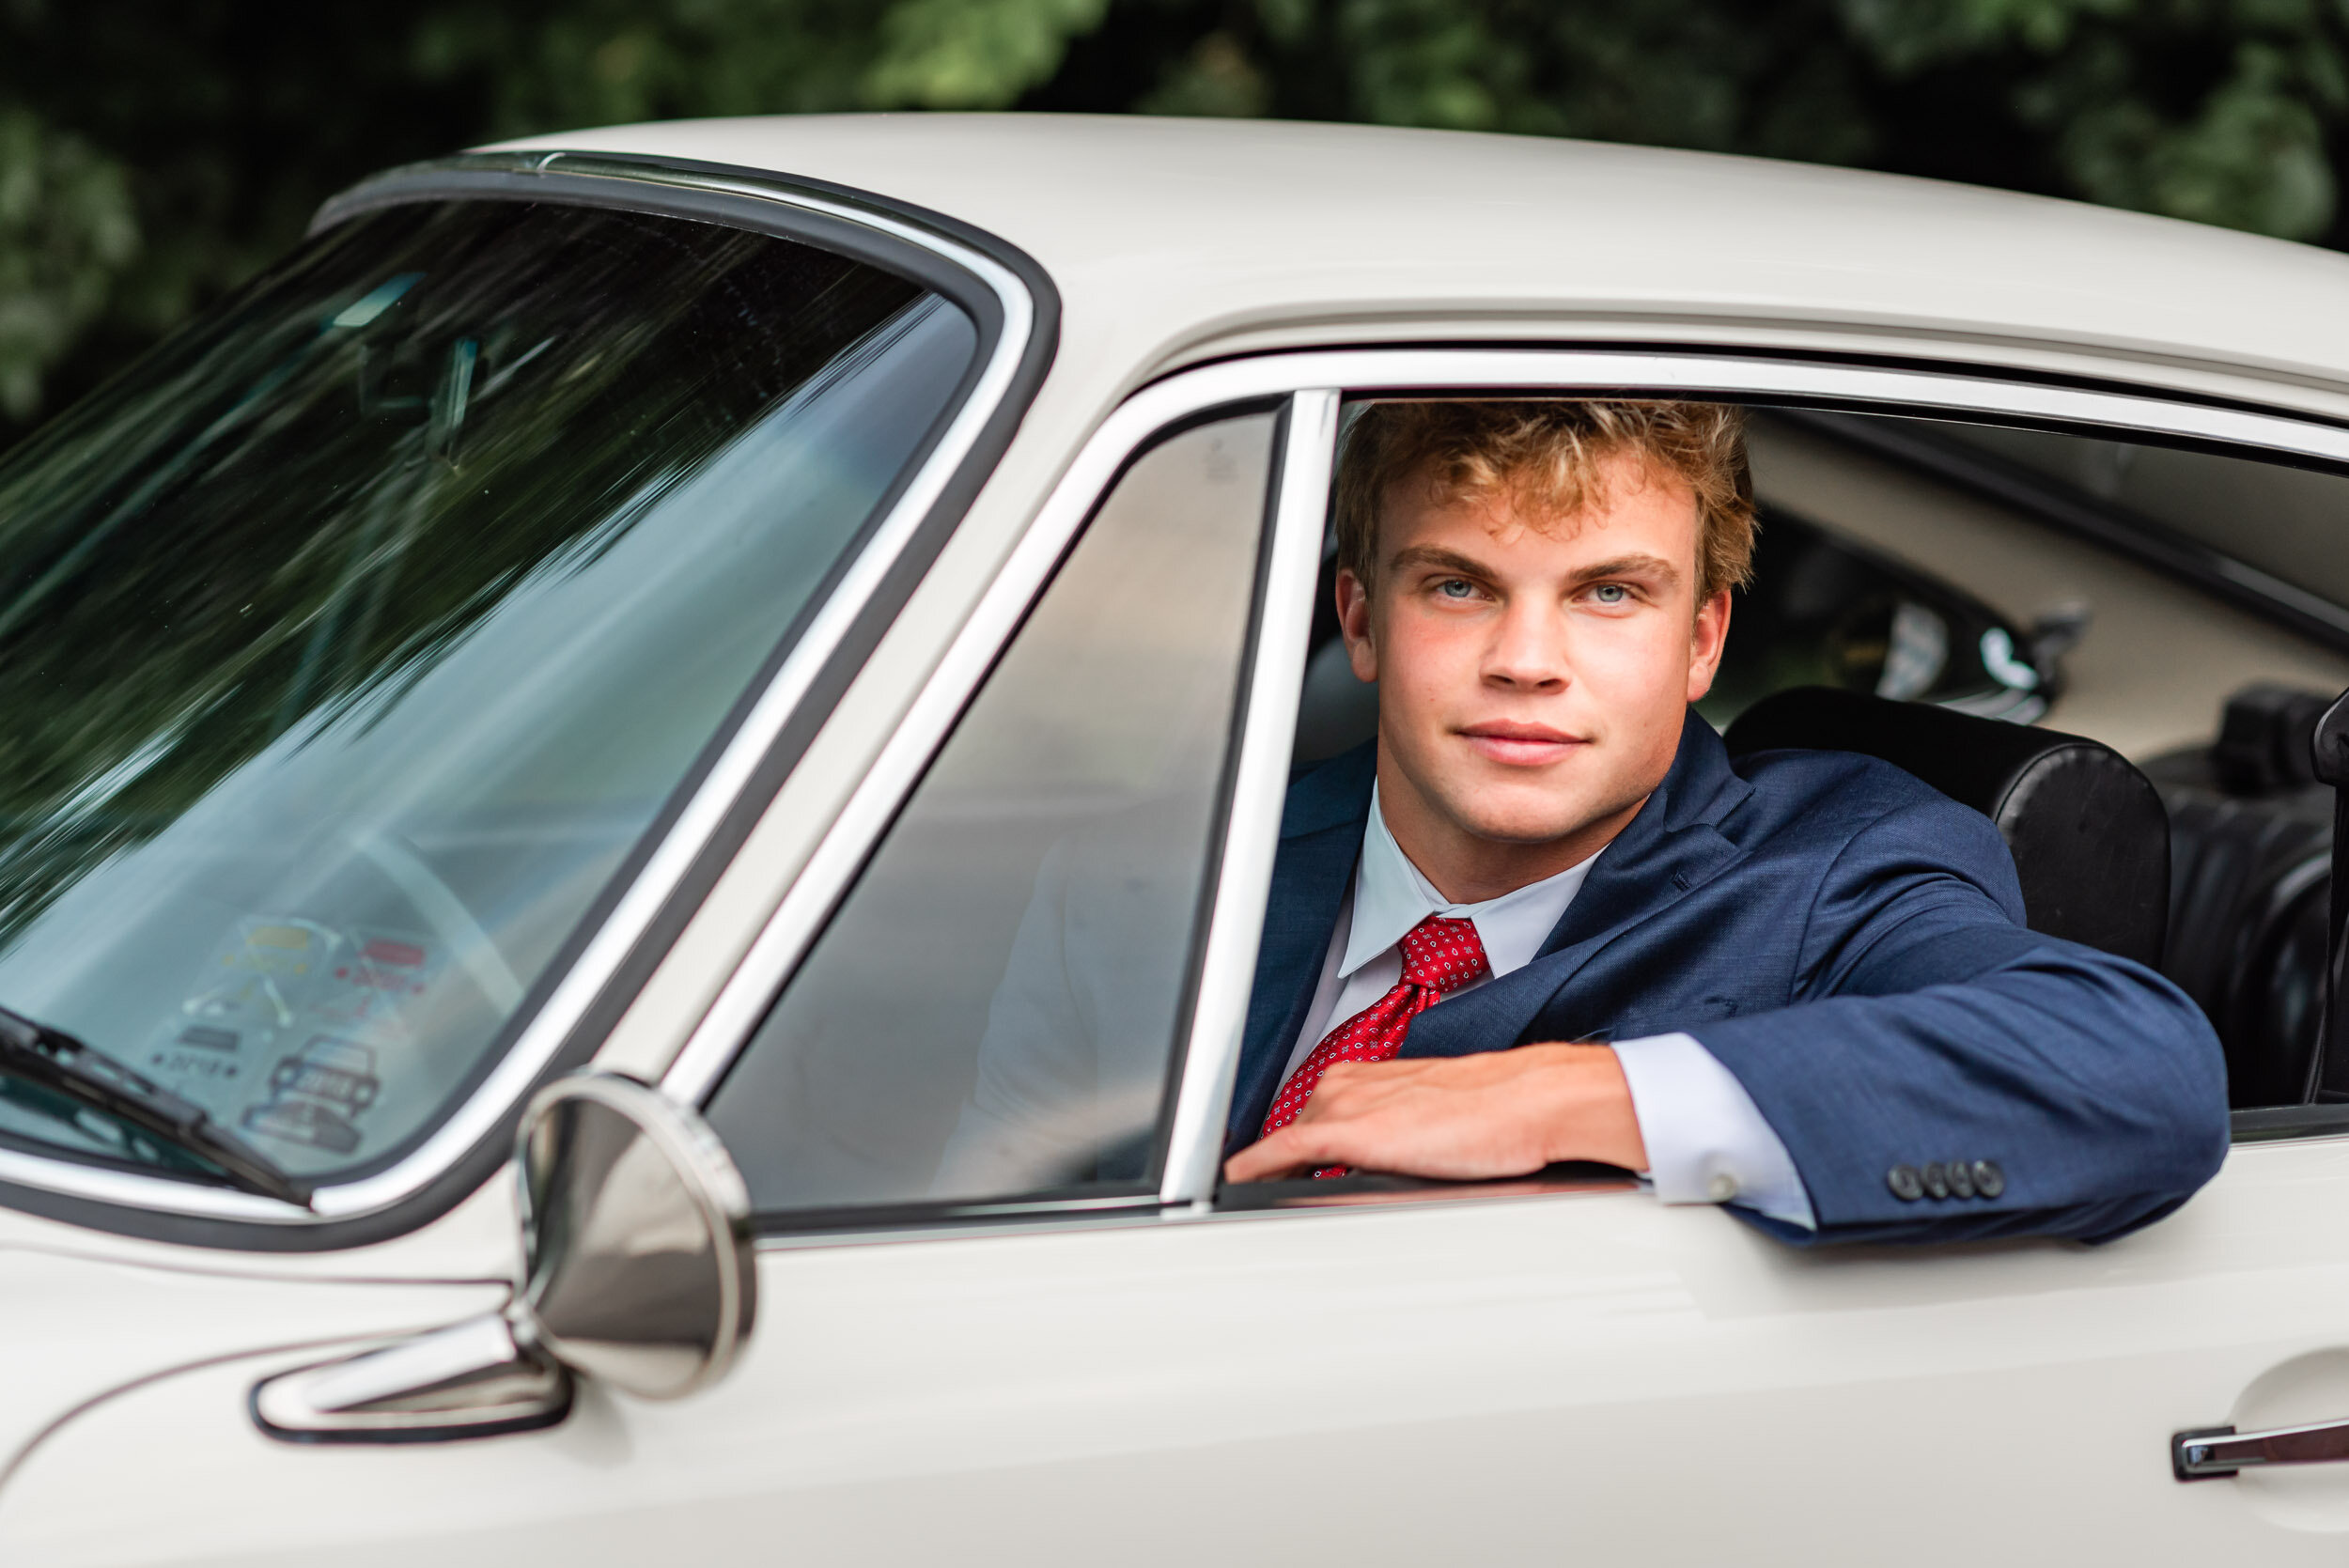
{"left": 14, "top": 354, "right": 2349, "bottom": 1568}
{"left": 0, "top": 382, "right": 1327, "bottom": 1566}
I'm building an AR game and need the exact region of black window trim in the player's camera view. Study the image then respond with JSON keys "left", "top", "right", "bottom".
{"left": 0, "top": 149, "right": 1060, "bottom": 1250}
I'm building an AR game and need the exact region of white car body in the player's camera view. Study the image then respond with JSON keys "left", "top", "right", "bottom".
{"left": 6, "top": 114, "right": 2349, "bottom": 1563}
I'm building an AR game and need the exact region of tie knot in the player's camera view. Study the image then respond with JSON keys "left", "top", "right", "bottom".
{"left": 1397, "top": 914, "right": 1490, "bottom": 995}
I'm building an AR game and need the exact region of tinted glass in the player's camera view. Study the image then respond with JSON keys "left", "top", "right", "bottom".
{"left": 1915, "top": 420, "right": 2349, "bottom": 612}
{"left": 1700, "top": 507, "right": 2050, "bottom": 727}
{"left": 708, "top": 413, "right": 1276, "bottom": 1216}
{"left": 0, "top": 198, "right": 976, "bottom": 1187}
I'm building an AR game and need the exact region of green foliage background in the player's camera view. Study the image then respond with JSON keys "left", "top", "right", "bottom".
{"left": 7, "top": 0, "right": 2349, "bottom": 444}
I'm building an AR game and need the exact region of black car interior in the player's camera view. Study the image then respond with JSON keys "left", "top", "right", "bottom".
{"left": 2145, "top": 687, "right": 2339, "bottom": 1108}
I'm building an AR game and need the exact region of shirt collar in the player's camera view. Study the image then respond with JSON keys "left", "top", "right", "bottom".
{"left": 1340, "top": 784, "right": 1599, "bottom": 981}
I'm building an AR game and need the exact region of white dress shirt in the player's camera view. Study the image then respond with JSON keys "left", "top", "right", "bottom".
{"left": 1282, "top": 786, "right": 1816, "bottom": 1228}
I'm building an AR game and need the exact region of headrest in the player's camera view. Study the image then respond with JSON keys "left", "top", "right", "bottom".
{"left": 1724, "top": 687, "right": 2170, "bottom": 968}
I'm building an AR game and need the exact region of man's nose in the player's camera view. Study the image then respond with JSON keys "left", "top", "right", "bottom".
{"left": 1483, "top": 600, "right": 1569, "bottom": 689}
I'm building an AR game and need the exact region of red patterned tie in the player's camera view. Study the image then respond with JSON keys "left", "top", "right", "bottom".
{"left": 1261, "top": 914, "right": 1491, "bottom": 1175}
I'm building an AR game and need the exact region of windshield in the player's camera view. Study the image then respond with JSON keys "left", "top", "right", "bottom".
{"left": 0, "top": 195, "right": 977, "bottom": 1189}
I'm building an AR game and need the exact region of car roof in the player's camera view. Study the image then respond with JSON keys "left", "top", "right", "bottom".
{"left": 496, "top": 113, "right": 2349, "bottom": 411}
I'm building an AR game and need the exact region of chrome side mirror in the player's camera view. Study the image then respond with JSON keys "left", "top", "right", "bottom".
{"left": 517, "top": 1072, "right": 756, "bottom": 1399}
{"left": 252, "top": 1073, "right": 756, "bottom": 1442}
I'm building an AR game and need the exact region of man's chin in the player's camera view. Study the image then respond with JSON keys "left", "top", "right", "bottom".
{"left": 1441, "top": 790, "right": 1618, "bottom": 846}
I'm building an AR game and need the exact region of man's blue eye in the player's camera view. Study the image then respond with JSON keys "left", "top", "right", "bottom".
{"left": 1438, "top": 579, "right": 1474, "bottom": 598}
{"left": 1592, "top": 583, "right": 1628, "bottom": 604}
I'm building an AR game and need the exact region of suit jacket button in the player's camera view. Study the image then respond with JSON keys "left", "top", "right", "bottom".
{"left": 1946, "top": 1161, "right": 1976, "bottom": 1199}
{"left": 1971, "top": 1159, "right": 2005, "bottom": 1198}
{"left": 1921, "top": 1162, "right": 1950, "bottom": 1199}
{"left": 1887, "top": 1164, "right": 1924, "bottom": 1201}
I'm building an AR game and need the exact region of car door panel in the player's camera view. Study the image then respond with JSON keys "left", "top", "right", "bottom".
{"left": 10, "top": 1142, "right": 2349, "bottom": 1566}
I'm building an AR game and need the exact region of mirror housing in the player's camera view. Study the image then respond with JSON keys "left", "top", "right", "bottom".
{"left": 517, "top": 1072, "right": 755, "bottom": 1400}
{"left": 252, "top": 1072, "right": 756, "bottom": 1442}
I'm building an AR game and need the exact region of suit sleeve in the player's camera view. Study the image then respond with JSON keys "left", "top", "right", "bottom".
{"left": 1688, "top": 793, "right": 2230, "bottom": 1246}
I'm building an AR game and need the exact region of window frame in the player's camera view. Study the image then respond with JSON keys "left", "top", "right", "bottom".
{"left": 667, "top": 347, "right": 2349, "bottom": 1247}
{"left": 667, "top": 393, "right": 1335, "bottom": 1234}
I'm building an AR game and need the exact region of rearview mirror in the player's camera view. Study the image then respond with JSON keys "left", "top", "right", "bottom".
{"left": 252, "top": 1072, "right": 755, "bottom": 1442}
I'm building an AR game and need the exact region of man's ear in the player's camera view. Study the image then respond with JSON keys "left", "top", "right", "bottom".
{"left": 1335, "top": 567, "right": 1378, "bottom": 684}
{"left": 1685, "top": 588, "right": 1732, "bottom": 704}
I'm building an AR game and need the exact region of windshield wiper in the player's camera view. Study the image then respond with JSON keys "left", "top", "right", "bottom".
{"left": 0, "top": 1006, "right": 312, "bottom": 1208}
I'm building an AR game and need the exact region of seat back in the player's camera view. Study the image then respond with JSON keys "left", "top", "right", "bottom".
{"left": 2156, "top": 781, "right": 2326, "bottom": 1105}
{"left": 1724, "top": 686, "right": 2170, "bottom": 968}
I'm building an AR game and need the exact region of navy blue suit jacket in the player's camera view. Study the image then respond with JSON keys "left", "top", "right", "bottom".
{"left": 1230, "top": 711, "right": 2231, "bottom": 1245}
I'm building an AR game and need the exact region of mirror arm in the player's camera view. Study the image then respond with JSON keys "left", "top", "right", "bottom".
{"left": 250, "top": 1309, "right": 570, "bottom": 1445}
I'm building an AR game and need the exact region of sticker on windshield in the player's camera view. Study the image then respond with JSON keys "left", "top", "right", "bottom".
{"left": 177, "top": 917, "right": 341, "bottom": 1039}
{"left": 147, "top": 1024, "right": 244, "bottom": 1085}
{"left": 312, "top": 930, "right": 443, "bottom": 1043}
{"left": 241, "top": 1035, "right": 381, "bottom": 1156}
{"left": 143, "top": 917, "right": 346, "bottom": 1093}
{"left": 143, "top": 914, "right": 443, "bottom": 1156}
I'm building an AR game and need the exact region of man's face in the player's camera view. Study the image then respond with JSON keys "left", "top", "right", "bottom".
{"left": 1337, "top": 449, "right": 1729, "bottom": 891}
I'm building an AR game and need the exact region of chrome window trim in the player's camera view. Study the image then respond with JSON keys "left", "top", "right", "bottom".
{"left": 0, "top": 160, "right": 1039, "bottom": 1225}
{"left": 664, "top": 345, "right": 2349, "bottom": 1229}
{"left": 1157, "top": 390, "right": 1339, "bottom": 1204}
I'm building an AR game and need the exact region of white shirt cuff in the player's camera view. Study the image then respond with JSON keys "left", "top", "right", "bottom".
{"left": 1610, "top": 1032, "right": 1816, "bottom": 1230}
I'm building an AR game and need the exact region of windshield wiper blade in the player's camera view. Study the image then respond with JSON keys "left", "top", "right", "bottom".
{"left": 0, "top": 1006, "right": 312, "bottom": 1208}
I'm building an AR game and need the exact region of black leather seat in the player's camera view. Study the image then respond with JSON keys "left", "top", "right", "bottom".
{"left": 2154, "top": 782, "right": 2327, "bottom": 1105}
{"left": 2139, "top": 684, "right": 2341, "bottom": 1108}
{"left": 1724, "top": 686, "right": 2170, "bottom": 969}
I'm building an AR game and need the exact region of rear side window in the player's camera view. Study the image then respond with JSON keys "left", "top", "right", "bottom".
{"left": 707, "top": 412, "right": 1278, "bottom": 1219}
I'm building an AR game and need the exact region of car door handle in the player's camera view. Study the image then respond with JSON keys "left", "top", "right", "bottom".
{"left": 2173, "top": 1419, "right": 2349, "bottom": 1480}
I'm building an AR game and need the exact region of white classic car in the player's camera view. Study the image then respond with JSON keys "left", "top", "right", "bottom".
{"left": 5, "top": 113, "right": 2349, "bottom": 1563}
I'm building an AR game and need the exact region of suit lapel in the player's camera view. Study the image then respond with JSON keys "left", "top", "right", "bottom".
{"left": 1402, "top": 711, "right": 1755, "bottom": 1060}
{"left": 1223, "top": 747, "right": 1375, "bottom": 1147}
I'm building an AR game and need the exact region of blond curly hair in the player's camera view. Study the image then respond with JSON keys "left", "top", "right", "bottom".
{"left": 1332, "top": 399, "right": 1757, "bottom": 604}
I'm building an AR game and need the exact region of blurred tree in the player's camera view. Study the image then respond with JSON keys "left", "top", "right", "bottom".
{"left": 8, "top": 0, "right": 2349, "bottom": 443}
{"left": 0, "top": 107, "right": 135, "bottom": 420}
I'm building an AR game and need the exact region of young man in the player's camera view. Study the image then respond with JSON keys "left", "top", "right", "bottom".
{"left": 1219, "top": 399, "right": 2227, "bottom": 1243}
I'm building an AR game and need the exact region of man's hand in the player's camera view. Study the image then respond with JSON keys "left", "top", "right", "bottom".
{"left": 1222, "top": 1042, "right": 1648, "bottom": 1184}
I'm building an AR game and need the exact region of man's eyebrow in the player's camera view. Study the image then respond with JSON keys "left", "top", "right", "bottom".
{"left": 1388, "top": 545, "right": 1496, "bottom": 577}
{"left": 1571, "top": 552, "right": 1680, "bottom": 584}
{"left": 1386, "top": 545, "right": 1682, "bottom": 584}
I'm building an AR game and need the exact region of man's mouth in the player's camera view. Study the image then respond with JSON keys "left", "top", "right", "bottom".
{"left": 1456, "top": 721, "right": 1586, "bottom": 767}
